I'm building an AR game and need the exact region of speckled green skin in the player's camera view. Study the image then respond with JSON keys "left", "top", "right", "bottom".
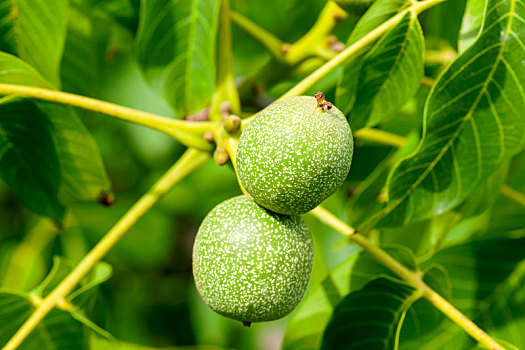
{"left": 192, "top": 195, "right": 313, "bottom": 323}
{"left": 237, "top": 96, "right": 353, "bottom": 215}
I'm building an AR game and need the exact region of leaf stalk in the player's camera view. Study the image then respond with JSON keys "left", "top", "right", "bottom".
{"left": 0, "top": 84, "right": 216, "bottom": 151}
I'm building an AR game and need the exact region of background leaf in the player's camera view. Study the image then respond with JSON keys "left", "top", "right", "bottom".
{"left": 0, "top": 0, "right": 68, "bottom": 86}
{"left": 0, "top": 53, "right": 111, "bottom": 218}
{"left": 402, "top": 238, "right": 525, "bottom": 349}
{"left": 135, "top": 0, "right": 220, "bottom": 117}
{"left": 283, "top": 245, "right": 449, "bottom": 350}
{"left": 0, "top": 96, "right": 64, "bottom": 220}
{"left": 321, "top": 277, "right": 417, "bottom": 350}
{"left": 337, "top": 1, "right": 424, "bottom": 129}
{"left": 0, "top": 292, "right": 89, "bottom": 349}
{"left": 369, "top": 0, "right": 525, "bottom": 228}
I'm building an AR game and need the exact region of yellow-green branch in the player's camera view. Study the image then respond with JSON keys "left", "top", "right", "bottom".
{"left": 354, "top": 128, "right": 407, "bottom": 147}
{"left": 0, "top": 84, "right": 215, "bottom": 151}
{"left": 501, "top": 184, "right": 525, "bottom": 208}
{"left": 210, "top": 0, "right": 241, "bottom": 120}
{"left": 223, "top": 137, "right": 248, "bottom": 195}
{"left": 309, "top": 207, "right": 504, "bottom": 350}
{"left": 229, "top": 9, "right": 285, "bottom": 60}
{"left": 241, "top": 0, "right": 446, "bottom": 127}
{"left": 1, "top": 148, "right": 210, "bottom": 350}
{"left": 284, "top": 1, "right": 348, "bottom": 64}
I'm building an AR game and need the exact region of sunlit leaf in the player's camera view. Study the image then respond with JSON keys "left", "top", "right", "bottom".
{"left": 0, "top": 0, "right": 68, "bottom": 86}
{"left": 135, "top": 0, "right": 220, "bottom": 117}
{"left": 337, "top": 1, "right": 424, "bottom": 129}
{"left": 367, "top": 0, "right": 525, "bottom": 228}
{"left": 459, "top": 0, "right": 487, "bottom": 52}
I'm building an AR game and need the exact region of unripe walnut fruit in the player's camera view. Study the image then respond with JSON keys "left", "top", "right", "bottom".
{"left": 192, "top": 195, "right": 313, "bottom": 323}
{"left": 237, "top": 95, "right": 353, "bottom": 215}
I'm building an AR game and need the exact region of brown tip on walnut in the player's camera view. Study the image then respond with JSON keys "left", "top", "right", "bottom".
{"left": 315, "top": 91, "right": 325, "bottom": 108}
{"left": 282, "top": 43, "right": 291, "bottom": 54}
{"left": 315, "top": 91, "right": 333, "bottom": 111}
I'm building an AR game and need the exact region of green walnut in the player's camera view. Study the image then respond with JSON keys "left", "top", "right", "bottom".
{"left": 237, "top": 94, "right": 353, "bottom": 215}
{"left": 192, "top": 195, "right": 313, "bottom": 324}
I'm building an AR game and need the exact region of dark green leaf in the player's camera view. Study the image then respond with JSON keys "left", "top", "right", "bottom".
{"left": 31, "top": 256, "right": 112, "bottom": 307}
{"left": 38, "top": 101, "right": 112, "bottom": 205}
{"left": 0, "top": 53, "right": 112, "bottom": 217}
{"left": 0, "top": 96, "right": 64, "bottom": 220}
{"left": 321, "top": 277, "right": 417, "bottom": 350}
{"left": 60, "top": 10, "right": 102, "bottom": 96}
{"left": 283, "top": 245, "right": 422, "bottom": 350}
{"left": 350, "top": 245, "right": 418, "bottom": 290}
{"left": 337, "top": 5, "right": 424, "bottom": 129}
{"left": 399, "top": 265, "right": 449, "bottom": 343}
{"left": 0, "top": 0, "right": 68, "bottom": 86}
{"left": 369, "top": 0, "right": 525, "bottom": 228}
{"left": 346, "top": 0, "right": 407, "bottom": 44}
{"left": 403, "top": 238, "right": 525, "bottom": 349}
{"left": 0, "top": 292, "right": 89, "bottom": 349}
{"left": 134, "top": 0, "right": 220, "bottom": 117}
{"left": 418, "top": 0, "right": 467, "bottom": 49}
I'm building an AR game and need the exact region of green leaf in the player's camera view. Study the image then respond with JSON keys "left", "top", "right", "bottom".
{"left": 38, "top": 101, "right": 113, "bottom": 205}
{"left": 135, "top": 0, "right": 220, "bottom": 117}
{"left": 0, "top": 96, "right": 64, "bottom": 220}
{"left": 0, "top": 52, "right": 51, "bottom": 87}
{"left": 350, "top": 245, "right": 418, "bottom": 290}
{"left": 60, "top": 9, "right": 102, "bottom": 96}
{"left": 459, "top": 0, "right": 487, "bottom": 52}
{"left": 282, "top": 255, "right": 357, "bottom": 350}
{"left": 283, "top": 245, "right": 431, "bottom": 350}
{"left": 0, "top": 0, "right": 68, "bottom": 86}
{"left": 80, "top": 0, "right": 139, "bottom": 32}
{"left": 368, "top": 0, "right": 525, "bottom": 228}
{"left": 404, "top": 238, "right": 525, "bottom": 349}
{"left": 346, "top": 0, "right": 407, "bottom": 44}
{"left": 320, "top": 277, "right": 417, "bottom": 350}
{"left": 31, "top": 256, "right": 112, "bottom": 307}
{"left": 0, "top": 292, "right": 89, "bottom": 349}
{"left": 399, "top": 265, "right": 449, "bottom": 343}
{"left": 337, "top": 3, "right": 424, "bottom": 129}
{"left": 0, "top": 53, "right": 112, "bottom": 218}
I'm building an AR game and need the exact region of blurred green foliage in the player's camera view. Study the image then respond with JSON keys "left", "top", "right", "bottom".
{"left": 0, "top": 0, "right": 524, "bottom": 349}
